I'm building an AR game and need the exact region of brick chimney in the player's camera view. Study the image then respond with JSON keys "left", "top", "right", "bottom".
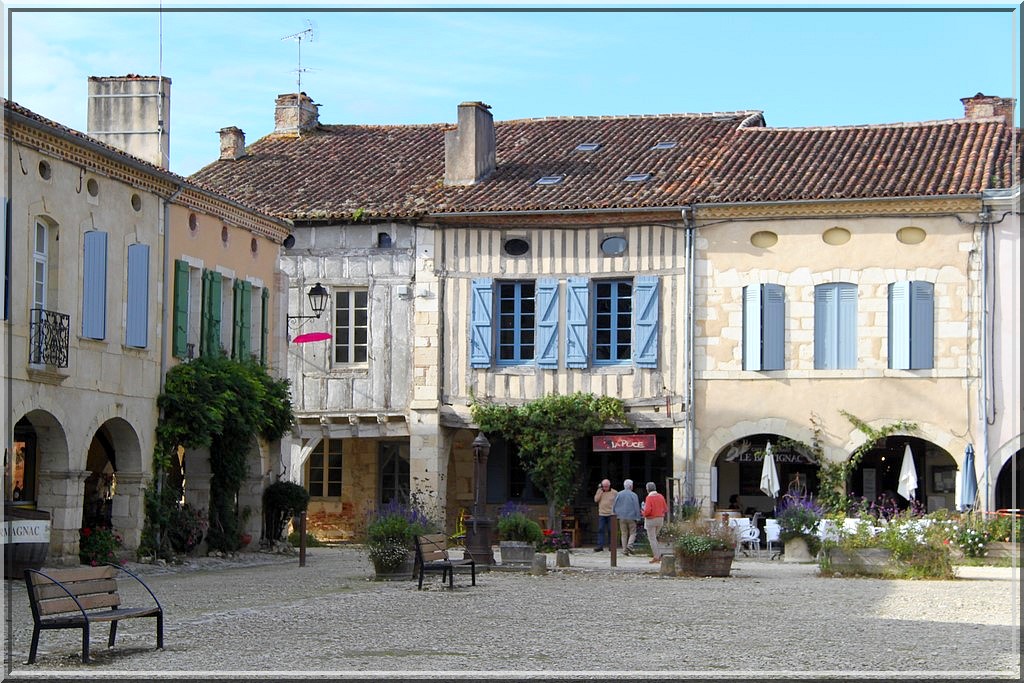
{"left": 87, "top": 75, "right": 171, "bottom": 169}
{"left": 219, "top": 126, "right": 246, "bottom": 160}
{"left": 961, "top": 93, "right": 1016, "bottom": 124}
{"left": 274, "top": 92, "right": 319, "bottom": 135}
{"left": 444, "top": 101, "right": 496, "bottom": 186}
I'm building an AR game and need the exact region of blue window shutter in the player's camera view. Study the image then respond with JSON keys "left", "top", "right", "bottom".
{"left": 633, "top": 276, "right": 659, "bottom": 368}
{"left": 888, "top": 282, "right": 911, "bottom": 370}
{"left": 565, "top": 277, "right": 589, "bottom": 368}
{"left": 470, "top": 278, "right": 493, "bottom": 368}
{"left": 742, "top": 285, "right": 762, "bottom": 371}
{"left": 814, "top": 284, "right": 836, "bottom": 369}
{"left": 837, "top": 283, "right": 858, "bottom": 369}
{"left": 82, "top": 231, "right": 107, "bottom": 339}
{"left": 909, "top": 281, "right": 934, "bottom": 370}
{"left": 125, "top": 244, "right": 149, "bottom": 347}
{"left": 535, "top": 278, "right": 559, "bottom": 368}
{"left": 260, "top": 288, "right": 270, "bottom": 365}
{"left": 172, "top": 260, "right": 189, "bottom": 358}
{"left": 762, "top": 283, "right": 785, "bottom": 370}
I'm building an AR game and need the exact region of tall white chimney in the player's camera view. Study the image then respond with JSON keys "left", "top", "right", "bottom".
{"left": 87, "top": 75, "right": 171, "bottom": 169}
{"left": 444, "top": 102, "right": 496, "bottom": 186}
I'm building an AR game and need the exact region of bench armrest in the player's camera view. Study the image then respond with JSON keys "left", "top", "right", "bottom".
{"left": 24, "top": 568, "right": 90, "bottom": 623}
{"left": 106, "top": 563, "right": 163, "bottom": 613}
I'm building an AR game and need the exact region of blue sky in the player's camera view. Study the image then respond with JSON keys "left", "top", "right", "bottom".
{"left": 6, "top": 2, "right": 1020, "bottom": 177}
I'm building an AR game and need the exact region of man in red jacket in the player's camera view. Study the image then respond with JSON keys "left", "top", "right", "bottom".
{"left": 642, "top": 481, "right": 668, "bottom": 563}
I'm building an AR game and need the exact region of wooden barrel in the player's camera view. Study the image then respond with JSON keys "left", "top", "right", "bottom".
{"left": 3, "top": 505, "right": 51, "bottom": 580}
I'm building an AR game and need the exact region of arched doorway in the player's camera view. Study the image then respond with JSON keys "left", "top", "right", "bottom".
{"left": 82, "top": 426, "right": 116, "bottom": 529}
{"left": 713, "top": 435, "right": 819, "bottom": 516}
{"left": 847, "top": 436, "right": 957, "bottom": 513}
{"left": 994, "top": 449, "right": 1022, "bottom": 510}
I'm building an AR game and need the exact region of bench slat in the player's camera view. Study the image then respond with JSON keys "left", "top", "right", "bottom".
{"left": 38, "top": 592, "right": 121, "bottom": 615}
{"left": 28, "top": 566, "right": 118, "bottom": 584}
{"left": 32, "top": 578, "right": 119, "bottom": 601}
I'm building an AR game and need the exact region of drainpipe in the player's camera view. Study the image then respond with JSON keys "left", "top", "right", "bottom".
{"left": 682, "top": 206, "right": 696, "bottom": 501}
{"left": 979, "top": 207, "right": 991, "bottom": 513}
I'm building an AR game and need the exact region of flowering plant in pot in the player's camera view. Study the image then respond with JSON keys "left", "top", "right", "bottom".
{"left": 365, "top": 501, "right": 431, "bottom": 578}
{"left": 79, "top": 526, "right": 125, "bottom": 566}
{"left": 776, "top": 494, "right": 823, "bottom": 560}
{"left": 496, "top": 502, "right": 543, "bottom": 566}
{"left": 672, "top": 520, "right": 737, "bottom": 577}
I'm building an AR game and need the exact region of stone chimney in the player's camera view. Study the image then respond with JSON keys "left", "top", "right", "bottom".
{"left": 274, "top": 92, "right": 319, "bottom": 135}
{"left": 219, "top": 126, "right": 246, "bottom": 160}
{"left": 87, "top": 75, "right": 171, "bottom": 169}
{"left": 444, "top": 102, "right": 496, "bottom": 186}
{"left": 961, "top": 93, "right": 1016, "bottom": 125}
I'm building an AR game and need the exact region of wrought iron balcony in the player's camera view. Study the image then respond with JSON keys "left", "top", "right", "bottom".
{"left": 29, "top": 308, "right": 70, "bottom": 368}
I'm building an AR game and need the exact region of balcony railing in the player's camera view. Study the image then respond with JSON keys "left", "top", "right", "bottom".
{"left": 29, "top": 308, "right": 70, "bottom": 368}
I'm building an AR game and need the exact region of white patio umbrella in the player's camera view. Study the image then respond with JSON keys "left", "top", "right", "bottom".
{"left": 897, "top": 444, "right": 918, "bottom": 501}
{"left": 760, "top": 442, "right": 781, "bottom": 498}
{"left": 959, "top": 444, "right": 978, "bottom": 511}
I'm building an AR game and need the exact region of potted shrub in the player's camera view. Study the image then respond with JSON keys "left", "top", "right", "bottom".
{"left": 365, "top": 501, "right": 431, "bottom": 580}
{"left": 496, "top": 505, "right": 543, "bottom": 567}
{"left": 776, "top": 495, "right": 823, "bottom": 563}
{"left": 672, "top": 520, "right": 737, "bottom": 577}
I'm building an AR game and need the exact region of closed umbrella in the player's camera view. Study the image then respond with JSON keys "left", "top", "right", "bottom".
{"left": 960, "top": 444, "right": 978, "bottom": 511}
{"left": 760, "top": 442, "right": 780, "bottom": 498}
{"left": 897, "top": 444, "right": 918, "bottom": 501}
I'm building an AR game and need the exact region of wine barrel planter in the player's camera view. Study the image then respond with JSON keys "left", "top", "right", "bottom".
{"left": 824, "top": 547, "right": 892, "bottom": 576}
{"left": 373, "top": 550, "right": 416, "bottom": 581}
{"left": 3, "top": 505, "right": 51, "bottom": 580}
{"left": 675, "top": 549, "right": 734, "bottom": 577}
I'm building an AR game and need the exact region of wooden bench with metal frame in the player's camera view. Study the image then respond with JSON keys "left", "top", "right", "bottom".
{"left": 23, "top": 564, "right": 164, "bottom": 664}
{"left": 414, "top": 533, "right": 476, "bottom": 590}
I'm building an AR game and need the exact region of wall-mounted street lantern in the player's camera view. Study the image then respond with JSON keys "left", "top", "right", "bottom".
{"left": 287, "top": 282, "right": 329, "bottom": 330}
{"left": 464, "top": 432, "right": 495, "bottom": 565}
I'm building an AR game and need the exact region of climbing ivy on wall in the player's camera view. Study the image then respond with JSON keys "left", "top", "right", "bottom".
{"left": 470, "top": 392, "right": 629, "bottom": 531}
{"left": 142, "top": 355, "right": 295, "bottom": 556}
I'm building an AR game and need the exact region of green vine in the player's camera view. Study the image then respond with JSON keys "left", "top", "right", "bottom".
{"left": 812, "top": 410, "right": 917, "bottom": 512}
{"left": 142, "top": 355, "right": 295, "bottom": 557}
{"left": 470, "top": 392, "right": 629, "bottom": 532}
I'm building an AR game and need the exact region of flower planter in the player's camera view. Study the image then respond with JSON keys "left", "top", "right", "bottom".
{"left": 499, "top": 541, "right": 536, "bottom": 567}
{"left": 824, "top": 547, "right": 892, "bottom": 576}
{"left": 783, "top": 536, "right": 815, "bottom": 563}
{"left": 373, "top": 550, "right": 416, "bottom": 581}
{"left": 675, "top": 549, "right": 734, "bottom": 577}
{"left": 982, "top": 541, "right": 1020, "bottom": 561}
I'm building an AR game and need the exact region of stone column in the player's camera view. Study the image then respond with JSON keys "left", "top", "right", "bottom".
{"left": 37, "top": 469, "right": 91, "bottom": 565}
{"left": 110, "top": 472, "right": 149, "bottom": 552}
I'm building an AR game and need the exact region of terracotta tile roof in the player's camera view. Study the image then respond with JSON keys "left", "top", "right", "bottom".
{"left": 698, "top": 118, "right": 1013, "bottom": 203}
{"left": 189, "top": 112, "right": 765, "bottom": 221}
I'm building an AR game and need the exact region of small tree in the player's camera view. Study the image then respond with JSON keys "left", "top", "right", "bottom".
{"left": 471, "top": 392, "right": 628, "bottom": 532}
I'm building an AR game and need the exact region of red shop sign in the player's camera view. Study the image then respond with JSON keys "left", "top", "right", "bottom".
{"left": 592, "top": 434, "right": 656, "bottom": 452}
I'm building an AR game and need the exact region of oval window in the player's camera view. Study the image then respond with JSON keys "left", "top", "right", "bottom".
{"left": 503, "top": 238, "right": 530, "bottom": 256}
{"left": 131, "top": 194, "right": 142, "bottom": 212}
{"left": 250, "top": 237, "right": 258, "bottom": 254}
{"left": 86, "top": 178, "right": 99, "bottom": 197}
{"left": 750, "top": 231, "right": 778, "bottom": 248}
{"left": 221, "top": 225, "right": 229, "bottom": 244}
{"left": 822, "top": 227, "right": 851, "bottom": 245}
{"left": 600, "top": 235, "right": 628, "bottom": 256}
{"left": 896, "top": 227, "right": 927, "bottom": 245}
{"left": 38, "top": 160, "right": 52, "bottom": 180}
{"left": 188, "top": 213, "right": 198, "bottom": 232}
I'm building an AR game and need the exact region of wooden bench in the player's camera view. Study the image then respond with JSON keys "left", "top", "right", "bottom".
{"left": 414, "top": 534, "right": 476, "bottom": 590}
{"left": 24, "top": 564, "right": 164, "bottom": 664}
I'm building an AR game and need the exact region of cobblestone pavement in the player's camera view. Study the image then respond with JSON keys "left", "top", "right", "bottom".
{"left": 2, "top": 546, "right": 1019, "bottom": 679}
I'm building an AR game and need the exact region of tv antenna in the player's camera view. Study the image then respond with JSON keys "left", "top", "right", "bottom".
{"left": 281, "top": 20, "right": 317, "bottom": 94}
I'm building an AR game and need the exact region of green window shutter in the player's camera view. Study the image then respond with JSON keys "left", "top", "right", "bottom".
{"left": 202, "top": 270, "right": 223, "bottom": 357}
{"left": 172, "top": 260, "right": 190, "bottom": 358}
{"left": 239, "top": 281, "right": 253, "bottom": 360}
{"left": 232, "top": 279, "right": 243, "bottom": 359}
{"left": 260, "top": 287, "right": 270, "bottom": 365}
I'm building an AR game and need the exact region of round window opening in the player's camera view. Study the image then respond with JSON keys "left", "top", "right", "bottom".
{"left": 188, "top": 213, "right": 198, "bottom": 232}
{"left": 822, "top": 227, "right": 851, "bottom": 245}
{"left": 896, "top": 227, "right": 927, "bottom": 245}
{"left": 86, "top": 178, "right": 99, "bottom": 197}
{"left": 503, "top": 238, "right": 530, "bottom": 256}
{"left": 750, "top": 231, "right": 778, "bottom": 248}
{"left": 38, "top": 160, "right": 52, "bottom": 180}
{"left": 600, "top": 235, "right": 628, "bottom": 256}
{"left": 131, "top": 194, "right": 142, "bottom": 212}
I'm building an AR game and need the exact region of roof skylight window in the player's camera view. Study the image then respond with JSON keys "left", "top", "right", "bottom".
{"left": 575, "top": 142, "right": 602, "bottom": 152}
{"left": 535, "top": 175, "right": 565, "bottom": 186}
{"left": 651, "top": 141, "right": 677, "bottom": 150}
{"left": 624, "top": 173, "right": 652, "bottom": 182}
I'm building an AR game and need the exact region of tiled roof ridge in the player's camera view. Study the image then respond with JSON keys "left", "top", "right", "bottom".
{"left": 741, "top": 117, "right": 1008, "bottom": 132}
{"left": 498, "top": 110, "right": 765, "bottom": 125}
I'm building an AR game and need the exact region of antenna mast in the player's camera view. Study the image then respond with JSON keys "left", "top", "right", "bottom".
{"left": 281, "top": 20, "right": 315, "bottom": 95}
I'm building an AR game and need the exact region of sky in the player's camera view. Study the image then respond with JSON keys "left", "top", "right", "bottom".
{"left": 5, "top": 1, "right": 1020, "bottom": 177}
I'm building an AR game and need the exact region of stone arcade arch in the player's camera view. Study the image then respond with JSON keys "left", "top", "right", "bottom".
{"left": 81, "top": 417, "right": 146, "bottom": 551}
{"left": 993, "top": 447, "right": 1022, "bottom": 511}
{"left": 711, "top": 433, "right": 820, "bottom": 516}
{"left": 846, "top": 435, "right": 958, "bottom": 513}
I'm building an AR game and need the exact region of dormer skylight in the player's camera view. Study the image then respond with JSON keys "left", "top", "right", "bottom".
{"left": 535, "top": 175, "right": 565, "bottom": 186}
{"left": 624, "top": 172, "right": 653, "bottom": 182}
{"left": 650, "top": 141, "right": 677, "bottom": 150}
{"left": 575, "top": 142, "right": 602, "bottom": 152}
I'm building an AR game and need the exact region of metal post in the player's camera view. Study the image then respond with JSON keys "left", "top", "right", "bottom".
{"left": 298, "top": 511, "right": 307, "bottom": 567}
{"left": 610, "top": 514, "right": 618, "bottom": 567}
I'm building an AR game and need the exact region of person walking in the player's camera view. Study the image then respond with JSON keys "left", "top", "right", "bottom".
{"left": 612, "top": 479, "right": 642, "bottom": 555}
{"left": 593, "top": 479, "right": 617, "bottom": 551}
{"left": 642, "top": 481, "right": 668, "bottom": 563}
